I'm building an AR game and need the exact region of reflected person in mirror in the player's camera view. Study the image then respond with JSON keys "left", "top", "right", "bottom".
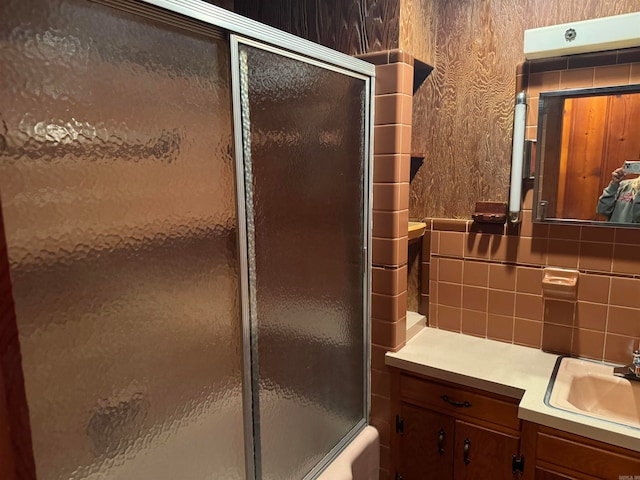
{"left": 596, "top": 165, "right": 640, "bottom": 223}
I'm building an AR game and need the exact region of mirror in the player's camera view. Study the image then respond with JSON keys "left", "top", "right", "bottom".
{"left": 533, "top": 83, "right": 640, "bottom": 226}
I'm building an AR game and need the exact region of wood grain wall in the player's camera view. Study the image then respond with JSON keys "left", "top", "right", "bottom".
{"left": 408, "top": 0, "right": 640, "bottom": 220}
{"left": 235, "top": 0, "right": 400, "bottom": 55}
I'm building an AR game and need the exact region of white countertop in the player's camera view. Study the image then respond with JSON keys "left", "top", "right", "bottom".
{"left": 385, "top": 327, "right": 640, "bottom": 452}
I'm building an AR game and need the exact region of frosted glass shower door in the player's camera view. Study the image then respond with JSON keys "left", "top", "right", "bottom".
{"left": 0, "top": 1, "right": 245, "bottom": 479}
{"left": 234, "top": 39, "right": 370, "bottom": 480}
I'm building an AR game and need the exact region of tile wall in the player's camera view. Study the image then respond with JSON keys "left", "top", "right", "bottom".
{"left": 357, "top": 48, "right": 413, "bottom": 480}
{"left": 424, "top": 47, "right": 640, "bottom": 367}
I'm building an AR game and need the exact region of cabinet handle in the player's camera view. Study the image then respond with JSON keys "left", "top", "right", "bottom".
{"left": 438, "top": 428, "right": 445, "bottom": 456}
{"left": 441, "top": 394, "right": 471, "bottom": 408}
{"left": 463, "top": 438, "right": 471, "bottom": 465}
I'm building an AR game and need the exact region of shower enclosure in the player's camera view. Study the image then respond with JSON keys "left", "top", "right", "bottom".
{"left": 0, "top": 1, "right": 373, "bottom": 479}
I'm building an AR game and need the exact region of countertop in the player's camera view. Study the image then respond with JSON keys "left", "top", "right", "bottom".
{"left": 385, "top": 327, "right": 640, "bottom": 452}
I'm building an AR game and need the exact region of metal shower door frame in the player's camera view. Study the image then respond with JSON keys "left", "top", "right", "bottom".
{"left": 133, "top": 1, "right": 374, "bottom": 478}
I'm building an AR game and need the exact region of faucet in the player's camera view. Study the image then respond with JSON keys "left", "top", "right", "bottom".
{"left": 613, "top": 350, "right": 640, "bottom": 381}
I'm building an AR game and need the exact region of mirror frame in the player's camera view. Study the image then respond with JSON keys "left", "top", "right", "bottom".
{"left": 533, "top": 82, "right": 640, "bottom": 228}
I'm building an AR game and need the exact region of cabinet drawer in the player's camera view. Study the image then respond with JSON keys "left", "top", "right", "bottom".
{"left": 399, "top": 373, "right": 520, "bottom": 430}
{"left": 537, "top": 431, "right": 640, "bottom": 480}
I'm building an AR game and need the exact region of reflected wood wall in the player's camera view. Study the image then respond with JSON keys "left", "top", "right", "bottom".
{"left": 409, "top": 0, "right": 640, "bottom": 220}
{"left": 235, "top": 0, "right": 400, "bottom": 55}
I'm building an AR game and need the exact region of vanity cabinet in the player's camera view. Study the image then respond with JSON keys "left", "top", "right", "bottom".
{"left": 522, "top": 422, "right": 640, "bottom": 480}
{"left": 391, "top": 370, "right": 523, "bottom": 480}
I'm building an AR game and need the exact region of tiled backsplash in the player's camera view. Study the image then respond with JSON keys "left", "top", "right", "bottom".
{"left": 424, "top": 185, "right": 640, "bottom": 365}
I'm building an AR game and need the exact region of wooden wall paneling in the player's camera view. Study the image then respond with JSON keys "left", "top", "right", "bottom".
{"left": 399, "top": 0, "right": 435, "bottom": 64}
{"left": 235, "top": 0, "right": 401, "bottom": 56}
{"left": 602, "top": 92, "right": 640, "bottom": 190}
{"left": 409, "top": 0, "right": 640, "bottom": 221}
{"left": 561, "top": 96, "right": 608, "bottom": 220}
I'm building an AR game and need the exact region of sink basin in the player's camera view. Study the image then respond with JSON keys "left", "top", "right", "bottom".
{"left": 546, "top": 357, "right": 640, "bottom": 429}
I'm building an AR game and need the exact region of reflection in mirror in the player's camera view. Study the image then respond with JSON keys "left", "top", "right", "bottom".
{"left": 534, "top": 84, "right": 640, "bottom": 226}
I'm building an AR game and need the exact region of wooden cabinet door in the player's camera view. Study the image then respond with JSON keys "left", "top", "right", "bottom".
{"left": 535, "top": 467, "right": 582, "bottom": 480}
{"left": 400, "top": 403, "right": 455, "bottom": 480}
{"left": 453, "top": 420, "right": 520, "bottom": 480}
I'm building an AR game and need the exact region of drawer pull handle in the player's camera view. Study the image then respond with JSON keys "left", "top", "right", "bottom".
{"left": 463, "top": 438, "right": 471, "bottom": 465}
{"left": 441, "top": 394, "right": 471, "bottom": 408}
{"left": 438, "top": 428, "right": 445, "bottom": 456}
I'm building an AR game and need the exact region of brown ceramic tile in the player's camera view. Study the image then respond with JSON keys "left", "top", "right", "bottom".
{"left": 487, "top": 313, "right": 514, "bottom": 342}
{"left": 439, "top": 231, "right": 465, "bottom": 258}
{"left": 527, "top": 71, "right": 561, "bottom": 98}
{"left": 523, "top": 184, "right": 535, "bottom": 210}
{"left": 421, "top": 263, "right": 430, "bottom": 293}
{"left": 516, "top": 267, "right": 543, "bottom": 295}
{"left": 567, "top": 51, "right": 617, "bottom": 69}
{"left": 577, "top": 274, "right": 610, "bottom": 304}
{"left": 526, "top": 96, "right": 539, "bottom": 128}
{"left": 468, "top": 223, "right": 504, "bottom": 235}
{"left": 437, "top": 305, "right": 461, "bottom": 332}
{"left": 578, "top": 241, "right": 613, "bottom": 273}
{"left": 379, "top": 445, "right": 390, "bottom": 471}
{"left": 541, "top": 323, "right": 573, "bottom": 355}
{"left": 432, "top": 219, "right": 468, "bottom": 232}
{"left": 400, "top": 94, "right": 412, "bottom": 126}
{"left": 430, "top": 231, "right": 440, "bottom": 255}
{"left": 462, "top": 260, "right": 489, "bottom": 287}
{"left": 517, "top": 237, "right": 547, "bottom": 265}
{"left": 373, "top": 182, "right": 409, "bottom": 211}
{"left": 372, "top": 236, "right": 408, "bottom": 266}
{"left": 370, "top": 344, "right": 388, "bottom": 370}
{"left": 388, "top": 49, "right": 414, "bottom": 65}
{"left": 615, "top": 227, "right": 640, "bottom": 245}
{"left": 514, "top": 318, "right": 542, "bottom": 348}
{"left": 515, "top": 293, "right": 543, "bottom": 321}
{"left": 546, "top": 239, "right": 579, "bottom": 269}
{"left": 464, "top": 233, "right": 492, "bottom": 260}
{"left": 575, "top": 301, "right": 607, "bottom": 331}
{"left": 375, "top": 63, "right": 402, "bottom": 94}
{"left": 612, "top": 244, "right": 640, "bottom": 276}
{"left": 516, "top": 62, "right": 527, "bottom": 76}
{"left": 419, "top": 294, "right": 429, "bottom": 315}
{"left": 438, "top": 282, "right": 462, "bottom": 308}
{"left": 544, "top": 300, "right": 575, "bottom": 326}
{"left": 559, "top": 68, "right": 594, "bottom": 89}
{"left": 461, "top": 309, "right": 487, "bottom": 337}
{"left": 357, "top": 51, "right": 389, "bottom": 66}
{"left": 580, "top": 226, "right": 615, "bottom": 243}
{"left": 609, "top": 277, "right": 640, "bottom": 309}
{"left": 488, "top": 289, "right": 515, "bottom": 317}
{"left": 520, "top": 210, "right": 534, "bottom": 237}
{"left": 489, "top": 264, "right": 517, "bottom": 291}
{"left": 430, "top": 260, "right": 438, "bottom": 280}
{"left": 368, "top": 417, "right": 390, "bottom": 449}
{"left": 370, "top": 393, "right": 390, "bottom": 422}
{"left": 548, "top": 224, "right": 581, "bottom": 240}
{"left": 422, "top": 230, "right": 432, "bottom": 257}
{"left": 515, "top": 74, "right": 526, "bottom": 93}
{"left": 373, "top": 124, "right": 398, "bottom": 155}
{"left": 371, "top": 367, "right": 391, "bottom": 397}
{"left": 531, "top": 222, "right": 549, "bottom": 239}
{"left": 429, "top": 302, "right": 437, "bottom": 327}
{"left": 607, "top": 306, "right": 640, "bottom": 337}
{"left": 372, "top": 265, "right": 408, "bottom": 296}
{"left": 604, "top": 333, "right": 638, "bottom": 364}
{"left": 462, "top": 285, "right": 488, "bottom": 312}
{"left": 618, "top": 47, "right": 640, "bottom": 64}
{"left": 371, "top": 317, "right": 406, "bottom": 349}
{"left": 490, "top": 235, "right": 519, "bottom": 263}
{"left": 375, "top": 94, "right": 403, "bottom": 125}
{"left": 526, "top": 125, "right": 538, "bottom": 141}
{"left": 373, "top": 209, "right": 409, "bottom": 238}
{"left": 571, "top": 328, "right": 605, "bottom": 360}
{"left": 529, "top": 57, "right": 568, "bottom": 74}
{"left": 594, "top": 64, "right": 631, "bottom": 87}
{"left": 372, "top": 291, "right": 407, "bottom": 322}
{"left": 374, "top": 154, "right": 410, "bottom": 183}
{"left": 400, "top": 63, "right": 414, "bottom": 96}
{"left": 438, "top": 258, "right": 463, "bottom": 283}
{"left": 631, "top": 63, "right": 640, "bottom": 83}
